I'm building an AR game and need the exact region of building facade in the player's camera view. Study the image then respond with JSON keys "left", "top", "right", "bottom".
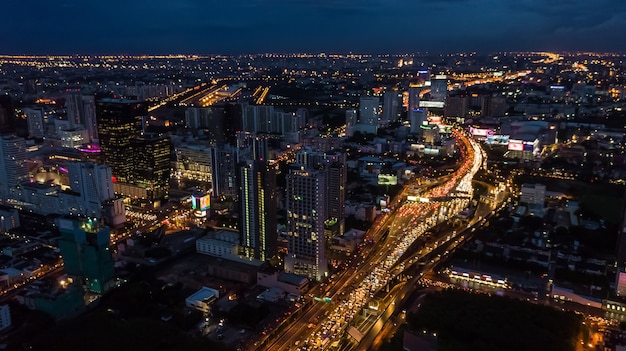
{"left": 285, "top": 167, "right": 328, "bottom": 281}
{"left": 240, "top": 160, "right": 277, "bottom": 262}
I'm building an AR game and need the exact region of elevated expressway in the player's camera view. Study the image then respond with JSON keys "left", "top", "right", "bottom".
{"left": 250, "top": 128, "right": 486, "bottom": 351}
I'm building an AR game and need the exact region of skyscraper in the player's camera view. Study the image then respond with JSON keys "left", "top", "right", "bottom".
{"left": 0, "top": 135, "right": 28, "bottom": 197}
{"left": 82, "top": 95, "right": 98, "bottom": 143}
{"left": 410, "top": 109, "right": 428, "bottom": 135}
{"left": 57, "top": 217, "right": 115, "bottom": 294}
{"left": 359, "top": 96, "right": 379, "bottom": 133}
{"left": 240, "top": 160, "right": 277, "bottom": 262}
{"left": 408, "top": 85, "right": 421, "bottom": 114}
{"left": 382, "top": 90, "right": 402, "bottom": 125}
{"left": 296, "top": 149, "right": 346, "bottom": 235}
{"left": 66, "top": 92, "right": 83, "bottom": 129}
{"left": 211, "top": 144, "right": 238, "bottom": 200}
{"left": 0, "top": 95, "right": 15, "bottom": 135}
{"left": 130, "top": 133, "right": 171, "bottom": 203}
{"left": 285, "top": 167, "right": 328, "bottom": 281}
{"left": 96, "top": 98, "right": 146, "bottom": 183}
{"left": 23, "top": 107, "right": 45, "bottom": 139}
{"left": 67, "top": 161, "right": 115, "bottom": 216}
{"left": 616, "top": 191, "right": 626, "bottom": 296}
{"left": 430, "top": 75, "right": 448, "bottom": 103}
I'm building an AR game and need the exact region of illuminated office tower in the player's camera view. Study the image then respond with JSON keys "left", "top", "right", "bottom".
{"left": 430, "top": 75, "right": 448, "bottom": 103}
{"left": 0, "top": 135, "right": 28, "bottom": 198}
{"left": 23, "top": 107, "right": 45, "bottom": 139}
{"left": 382, "top": 90, "right": 402, "bottom": 125}
{"left": 130, "top": 133, "right": 171, "bottom": 203}
{"left": 359, "top": 96, "right": 379, "bottom": 133}
{"left": 57, "top": 217, "right": 114, "bottom": 294}
{"left": 0, "top": 95, "right": 15, "bottom": 134}
{"left": 296, "top": 149, "right": 346, "bottom": 236}
{"left": 96, "top": 98, "right": 146, "bottom": 183}
{"left": 240, "top": 160, "right": 277, "bottom": 262}
{"left": 285, "top": 167, "right": 328, "bottom": 281}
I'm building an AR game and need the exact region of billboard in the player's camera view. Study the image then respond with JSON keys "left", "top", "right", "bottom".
{"left": 419, "top": 101, "right": 445, "bottom": 108}
{"left": 469, "top": 126, "right": 495, "bottom": 137}
{"left": 485, "top": 135, "right": 510, "bottom": 145}
{"left": 192, "top": 193, "right": 211, "bottom": 211}
{"left": 428, "top": 116, "right": 442, "bottom": 125}
{"left": 378, "top": 174, "right": 398, "bottom": 185}
{"left": 508, "top": 139, "right": 524, "bottom": 151}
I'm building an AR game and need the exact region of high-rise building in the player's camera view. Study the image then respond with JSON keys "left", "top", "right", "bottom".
{"left": 0, "top": 135, "right": 29, "bottom": 197}
{"left": 408, "top": 85, "right": 424, "bottom": 133}
{"left": 359, "top": 96, "right": 379, "bottom": 133}
{"left": 23, "top": 107, "right": 45, "bottom": 139}
{"left": 408, "top": 85, "right": 421, "bottom": 114}
{"left": 130, "top": 133, "right": 171, "bottom": 203}
{"left": 285, "top": 167, "right": 328, "bottom": 281}
{"left": 57, "top": 217, "right": 115, "bottom": 294}
{"left": 296, "top": 108, "right": 308, "bottom": 127}
{"left": 430, "top": 75, "right": 448, "bottom": 103}
{"left": 481, "top": 95, "right": 508, "bottom": 117}
{"left": 211, "top": 144, "right": 238, "bottom": 199}
{"left": 240, "top": 160, "right": 277, "bottom": 262}
{"left": 82, "top": 95, "right": 98, "bottom": 143}
{"left": 410, "top": 109, "right": 428, "bottom": 135}
{"left": 444, "top": 95, "right": 470, "bottom": 119}
{"left": 0, "top": 95, "right": 15, "bottom": 134}
{"left": 242, "top": 104, "right": 278, "bottom": 134}
{"left": 67, "top": 161, "right": 115, "bottom": 210}
{"left": 345, "top": 109, "right": 358, "bottom": 127}
{"left": 174, "top": 143, "right": 213, "bottom": 184}
{"left": 66, "top": 93, "right": 83, "bottom": 129}
{"left": 382, "top": 90, "right": 402, "bottom": 125}
{"left": 616, "top": 191, "right": 626, "bottom": 296}
{"left": 184, "top": 106, "right": 231, "bottom": 145}
{"left": 345, "top": 109, "right": 358, "bottom": 137}
{"left": 96, "top": 98, "right": 146, "bottom": 183}
{"left": 296, "top": 149, "right": 346, "bottom": 235}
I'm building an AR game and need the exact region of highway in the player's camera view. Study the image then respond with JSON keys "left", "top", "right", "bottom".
{"left": 250, "top": 127, "right": 486, "bottom": 351}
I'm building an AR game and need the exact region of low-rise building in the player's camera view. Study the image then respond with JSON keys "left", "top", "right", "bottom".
{"left": 185, "top": 286, "right": 219, "bottom": 312}
{"left": 257, "top": 271, "right": 309, "bottom": 296}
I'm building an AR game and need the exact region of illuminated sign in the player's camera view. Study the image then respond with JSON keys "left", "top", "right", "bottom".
{"left": 419, "top": 101, "right": 445, "bottom": 108}
{"left": 424, "top": 147, "right": 440, "bottom": 155}
{"left": 192, "top": 193, "right": 211, "bottom": 211}
{"left": 508, "top": 140, "right": 524, "bottom": 151}
{"left": 378, "top": 174, "right": 398, "bottom": 185}
{"left": 469, "top": 126, "right": 495, "bottom": 137}
{"left": 485, "top": 135, "right": 510, "bottom": 145}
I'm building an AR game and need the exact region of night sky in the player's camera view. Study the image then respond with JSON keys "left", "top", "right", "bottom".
{"left": 2, "top": 0, "right": 626, "bottom": 54}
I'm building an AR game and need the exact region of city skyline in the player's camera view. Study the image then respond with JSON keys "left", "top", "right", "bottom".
{"left": 2, "top": 0, "right": 626, "bottom": 55}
